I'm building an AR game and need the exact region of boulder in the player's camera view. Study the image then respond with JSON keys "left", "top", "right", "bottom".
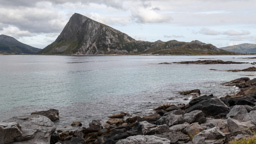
{"left": 71, "top": 121, "right": 82, "bottom": 127}
{"left": 6, "top": 115, "right": 56, "bottom": 143}
{"left": 156, "top": 131, "right": 190, "bottom": 144}
{"left": 183, "top": 110, "right": 206, "bottom": 124}
{"left": 220, "top": 96, "right": 255, "bottom": 107}
{"left": 186, "top": 97, "right": 230, "bottom": 118}
{"left": 107, "top": 118, "right": 123, "bottom": 125}
{"left": 222, "top": 77, "right": 250, "bottom": 87}
{"left": 139, "top": 121, "right": 170, "bottom": 135}
{"left": 226, "top": 105, "right": 251, "bottom": 122}
{"left": 0, "top": 122, "right": 22, "bottom": 144}
{"left": 227, "top": 118, "right": 254, "bottom": 133}
{"left": 201, "top": 118, "right": 229, "bottom": 134}
{"left": 188, "top": 95, "right": 213, "bottom": 106}
{"left": 141, "top": 113, "right": 161, "bottom": 122}
{"left": 241, "top": 86, "right": 256, "bottom": 97}
{"left": 192, "top": 127, "right": 225, "bottom": 144}
{"left": 169, "top": 123, "right": 190, "bottom": 132}
{"left": 109, "top": 112, "right": 128, "bottom": 119}
{"left": 156, "top": 110, "right": 184, "bottom": 126}
{"left": 88, "top": 120, "right": 102, "bottom": 132}
{"left": 249, "top": 110, "right": 256, "bottom": 125}
{"left": 184, "top": 123, "right": 202, "bottom": 139}
{"left": 31, "top": 109, "right": 59, "bottom": 122}
{"left": 116, "top": 135, "right": 170, "bottom": 144}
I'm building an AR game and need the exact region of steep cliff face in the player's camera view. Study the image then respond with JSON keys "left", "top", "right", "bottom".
{"left": 0, "top": 34, "right": 40, "bottom": 54}
{"left": 39, "top": 13, "right": 135, "bottom": 55}
{"left": 39, "top": 13, "right": 234, "bottom": 55}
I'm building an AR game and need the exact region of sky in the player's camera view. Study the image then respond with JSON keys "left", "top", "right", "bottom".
{"left": 0, "top": 0, "right": 256, "bottom": 49}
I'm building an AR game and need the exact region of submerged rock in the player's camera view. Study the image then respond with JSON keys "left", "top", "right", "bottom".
{"left": 179, "top": 89, "right": 201, "bottom": 96}
{"left": 227, "top": 67, "right": 256, "bottom": 72}
{"left": 174, "top": 60, "right": 246, "bottom": 65}
{"left": 31, "top": 109, "right": 59, "bottom": 122}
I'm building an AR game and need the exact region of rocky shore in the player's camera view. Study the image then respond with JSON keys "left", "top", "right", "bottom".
{"left": 1, "top": 77, "right": 256, "bottom": 144}
{"left": 160, "top": 60, "right": 247, "bottom": 65}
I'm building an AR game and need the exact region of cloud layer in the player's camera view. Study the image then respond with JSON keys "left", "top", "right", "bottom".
{"left": 0, "top": 0, "right": 255, "bottom": 48}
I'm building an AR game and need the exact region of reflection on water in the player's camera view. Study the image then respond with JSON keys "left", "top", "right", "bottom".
{"left": 0, "top": 55, "right": 255, "bottom": 126}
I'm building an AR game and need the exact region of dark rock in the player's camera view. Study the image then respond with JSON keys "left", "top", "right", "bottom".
{"left": 239, "top": 86, "right": 256, "bottom": 97}
{"left": 174, "top": 60, "right": 246, "bottom": 65}
{"left": 0, "top": 122, "right": 22, "bottom": 144}
{"left": 157, "top": 110, "right": 184, "bottom": 126}
{"left": 107, "top": 118, "right": 124, "bottom": 125}
{"left": 220, "top": 96, "right": 255, "bottom": 107}
{"left": 116, "top": 135, "right": 170, "bottom": 144}
{"left": 71, "top": 121, "right": 82, "bottom": 127}
{"left": 227, "top": 67, "right": 256, "bottom": 72}
{"left": 192, "top": 127, "right": 225, "bottom": 144}
{"left": 157, "top": 131, "right": 190, "bottom": 143}
{"left": 50, "top": 132, "right": 60, "bottom": 144}
{"left": 186, "top": 97, "right": 230, "bottom": 118}
{"left": 179, "top": 89, "right": 201, "bottom": 96}
{"left": 126, "top": 116, "right": 141, "bottom": 124}
{"left": 31, "top": 109, "right": 59, "bottom": 122}
{"left": 226, "top": 105, "right": 251, "bottom": 122}
{"left": 89, "top": 120, "right": 102, "bottom": 131}
{"left": 184, "top": 122, "right": 202, "bottom": 139}
{"left": 222, "top": 77, "right": 250, "bottom": 88}
{"left": 141, "top": 113, "right": 161, "bottom": 122}
{"left": 183, "top": 110, "right": 206, "bottom": 124}
{"left": 109, "top": 112, "right": 128, "bottom": 119}
{"left": 189, "top": 94, "right": 213, "bottom": 106}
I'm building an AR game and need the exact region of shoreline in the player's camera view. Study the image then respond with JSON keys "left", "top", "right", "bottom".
{"left": 1, "top": 77, "right": 256, "bottom": 143}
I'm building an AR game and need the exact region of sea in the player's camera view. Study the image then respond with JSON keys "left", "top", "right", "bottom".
{"left": 0, "top": 55, "right": 255, "bottom": 127}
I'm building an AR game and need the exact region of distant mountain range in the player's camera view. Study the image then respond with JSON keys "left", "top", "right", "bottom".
{"left": 221, "top": 43, "right": 256, "bottom": 54}
{"left": 39, "top": 13, "right": 234, "bottom": 55}
{"left": 0, "top": 35, "right": 40, "bottom": 54}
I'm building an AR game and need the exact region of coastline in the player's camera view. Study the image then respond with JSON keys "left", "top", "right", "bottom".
{"left": 1, "top": 77, "right": 256, "bottom": 144}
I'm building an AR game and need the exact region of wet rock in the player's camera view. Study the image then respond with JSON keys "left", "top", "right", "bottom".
{"left": 227, "top": 67, "right": 256, "bottom": 72}
{"left": 226, "top": 105, "right": 251, "bottom": 122}
{"left": 169, "top": 123, "right": 190, "bottom": 132}
{"left": 183, "top": 110, "right": 206, "bottom": 124}
{"left": 179, "top": 89, "right": 201, "bottom": 96}
{"left": 188, "top": 95, "right": 213, "bottom": 106}
{"left": 109, "top": 112, "right": 128, "bottom": 119}
{"left": 107, "top": 118, "right": 124, "bottom": 125}
{"left": 186, "top": 97, "right": 230, "bottom": 118}
{"left": 166, "top": 105, "right": 180, "bottom": 112}
{"left": 116, "top": 135, "right": 170, "bottom": 144}
{"left": 31, "top": 109, "right": 59, "bottom": 122}
{"left": 238, "top": 86, "right": 256, "bottom": 97}
{"left": 184, "top": 122, "right": 202, "bottom": 139}
{"left": 222, "top": 77, "right": 250, "bottom": 87}
{"left": 227, "top": 118, "right": 254, "bottom": 133}
{"left": 141, "top": 113, "right": 161, "bottom": 122}
{"left": 157, "top": 110, "right": 184, "bottom": 126}
{"left": 0, "top": 122, "right": 22, "bottom": 144}
{"left": 201, "top": 118, "right": 229, "bottom": 134}
{"left": 6, "top": 115, "right": 56, "bottom": 143}
{"left": 192, "top": 127, "right": 225, "bottom": 144}
{"left": 174, "top": 60, "right": 246, "bottom": 65}
{"left": 71, "top": 121, "right": 82, "bottom": 127}
{"left": 88, "top": 120, "right": 102, "bottom": 131}
{"left": 157, "top": 131, "right": 190, "bottom": 143}
{"left": 220, "top": 96, "right": 255, "bottom": 107}
{"left": 246, "top": 78, "right": 256, "bottom": 86}
{"left": 50, "top": 133, "right": 60, "bottom": 144}
{"left": 126, "top": 116, "right": 141, "bottom": 124}
{"left": 139, "top": 121, "right": 170, "bottom": 135}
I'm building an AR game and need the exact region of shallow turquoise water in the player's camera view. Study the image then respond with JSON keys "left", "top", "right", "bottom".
{"left": 0, "top": 55, "right": 255, "bottom": 125}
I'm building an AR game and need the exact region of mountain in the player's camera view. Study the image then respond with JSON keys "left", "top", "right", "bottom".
{"left": 0, "top": 35, "right": 40, "bottom": 54}
{"left": 39, "top": 13, "right": 234, "bottom": 55}
{"left": 221, "top": 43, "right": 256, "bottom": 54}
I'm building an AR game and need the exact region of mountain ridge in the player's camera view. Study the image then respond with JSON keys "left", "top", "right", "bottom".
{"left": 0, "top": 34, "right": 40, "bottom": 54}
{"left": 221, "top": 43, "right": 256, "bottom": 54}
{"left": 39, "top": 13, "right": 235, "bottom": 55}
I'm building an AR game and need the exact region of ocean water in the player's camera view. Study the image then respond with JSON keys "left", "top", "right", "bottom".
{"left": 0, "top": 55, "right": 255, "bottom": 126}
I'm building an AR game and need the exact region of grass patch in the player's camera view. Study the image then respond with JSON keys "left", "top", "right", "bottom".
{"left": 229, "top": 135, "right": 256, "bottom": 144}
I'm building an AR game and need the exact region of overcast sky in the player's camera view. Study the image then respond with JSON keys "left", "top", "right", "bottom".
{"left": 0, "top": 0, "right": 255, "bottom": 48}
